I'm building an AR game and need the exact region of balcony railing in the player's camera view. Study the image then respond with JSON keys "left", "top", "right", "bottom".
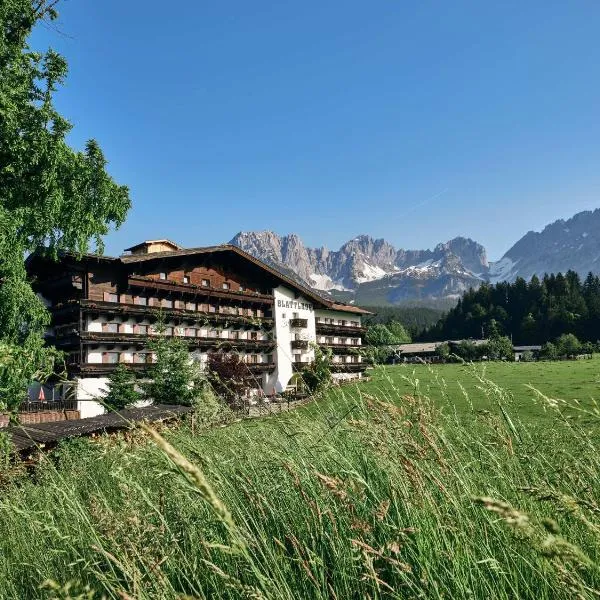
{"left": 19, "top": 398, "right": 78, "bottom": 413}
{"left": 127, "top": 276, "right": 274, "bottom": 304}
{"left": 74, "top": 299, "right": 274, "bottom": 328}
{"left": 315, "top": 321, "right": 366, "bottom": 335}
{"left": 289, "top": 318, "right": 308, "bottom": 328}
{"left": 291, "top": 339, "right": 309, "bottom": 349}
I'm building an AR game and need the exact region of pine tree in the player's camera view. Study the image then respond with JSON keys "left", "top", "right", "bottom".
{"left": 102, "top": 364, "right": 140, "bottom": 411}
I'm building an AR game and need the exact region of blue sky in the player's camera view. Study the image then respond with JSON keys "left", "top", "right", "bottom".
{"left": 32, "top": 1, "right": 600, "bottom": 261}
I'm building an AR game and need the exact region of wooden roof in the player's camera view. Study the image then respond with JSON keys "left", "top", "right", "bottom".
{"left": 120, "top": 244, "right": 373, "bottom": 315}
{"left": 29, "top": 244, "right": 372, "bottom": 316}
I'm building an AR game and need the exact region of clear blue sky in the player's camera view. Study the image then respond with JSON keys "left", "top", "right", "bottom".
{"left": 32, "top": 1, "right": 600, "bottom": 261}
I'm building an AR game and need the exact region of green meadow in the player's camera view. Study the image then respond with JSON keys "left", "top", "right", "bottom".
{"left": 1, "top": 359, "right": 600, "bottom": 599}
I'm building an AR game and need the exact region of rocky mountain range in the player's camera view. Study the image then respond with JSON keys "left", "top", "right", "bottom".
{"left": 230, "top": 208, "right": 600, "bottom": 306}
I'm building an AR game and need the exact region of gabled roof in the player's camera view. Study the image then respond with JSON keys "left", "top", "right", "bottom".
{"left": 40, "top": 243, "right": 372, "bottom": 315}
{"left": 123, "top": 239, "right": 182, "bottom": 253}
{"left": 122, "top": 244, "right": 372, "bottom": 314}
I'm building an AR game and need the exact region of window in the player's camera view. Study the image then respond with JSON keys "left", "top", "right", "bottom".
{"left": 185, "top": 328, "right": 196, "bottom": 337}
{"left": 231, "top": 331, "right": 240, "bottom": 340}
{"left": 326, "top": 337, "right": 333, "bottom": 344}
{"left": 239, "top": 285, "right": 245, "bottom": 292}
{"left": 201, "top": 279, "right": 209, "bottom": 287}
{"left": 246, "top": 308, "right": 254, "bottom": 317}
{"left": 135, "top": 296, "right": 147, "bottom": 306}
{"left": 104, "top": 292, "right": 118, "bottom": 303}
{"left": 134, "top": 353, "right": 147, "bottom": 364}
{"left": 249, "top": 354, "right": 258, "bottom": 364}
{"left": 208, "top": 305, "right": 216, "bottom": 313}
{"left": 222, "top": 282, "right": 230, "bottom": 290}
{"left": 294, "top": 354, "right": 302, "bottom": 363}
{"left": 159, "top": 272, "right": 167, "bottom": 280}
{"left": 103, "top": 322, "right": 118, "bottom": 333}
{"left": 250, "top": 331, "right": 258, "bottom": 341}
{"left": 102, "top": 352, "right": 119, "bottom": 364}
{"left": 161, "top": 298, "right": 173, "bottom": 309}
{"left": 164, "top": 326, "right": 173, "bottom": 336}
{"left": 186, "top": 301, "right": 196, "bottom": 311}
{"left": 183, "top": 274, "right": 190, "bottom": 284}
{"left": 135, "top": 324, "right": 148, "bottom": 335}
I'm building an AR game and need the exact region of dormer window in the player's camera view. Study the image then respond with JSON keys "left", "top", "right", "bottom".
{"left": 201, "top": 279, "right": 209, "bottom": 287}
{"left": 183, "top": 275, "right": 190, "bottom": 284}
{"left": 239, "top": 285, "right": 245, "bottom": 292}
{"left": 222, "top": 282, "right": 230, "bottom": 290}
{"left": 159, "top": 272, "right": 166, "bottom": 280}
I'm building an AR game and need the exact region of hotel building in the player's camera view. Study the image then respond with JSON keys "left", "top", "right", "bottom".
{"left": 27, "top": 240, "right": 370, "bottom": 417}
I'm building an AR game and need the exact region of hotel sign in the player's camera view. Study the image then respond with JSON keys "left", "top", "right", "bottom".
{"left": 277, "top": 299, "right": 313, "bottom": 311}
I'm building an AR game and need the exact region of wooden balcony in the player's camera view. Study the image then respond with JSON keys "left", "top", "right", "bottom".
{"left": 330, "top": 362, "right": 366, "bottom": 372}
{"left": 52, "top": 299, "right": 274, "bottom": 329}
{"left": 127, "top": 276, "right": 274, "bottom": 305}
{"left": 78, "top": 331, "right": 275, "bottom": 350}
{"left": 73, "top": 360, "right": 275, "bottom": 376}
{"left": 291, "top": 339, "right": 309, "bottom": 350}
{"left": 318, "top": 342, "right": 362, "bottom": 354}
{"left": 289, "top": 318, "right": 308, "bottom": 328}
{"left": 315, "top": 321, "right": 366, "bottom": 335}
{"left": 292, "top": 360, "right": 312, "bottom": 372}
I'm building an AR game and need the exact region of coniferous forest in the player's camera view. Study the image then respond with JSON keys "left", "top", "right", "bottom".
{"left": 422, "top": 271, "right": 600, "bottom": 345}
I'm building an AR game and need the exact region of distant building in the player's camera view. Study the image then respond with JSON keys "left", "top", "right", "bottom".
{"left": 27, "top": 241, "right": 371, "bottom": 418}
{"left": 513, "top": 345, "right": 542, "bottom": 361}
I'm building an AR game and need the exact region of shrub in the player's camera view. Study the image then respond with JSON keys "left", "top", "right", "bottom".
{"left": 206, "top": 353, "right": 254, "bottom": 409}
{"left": 520, "top": 350, "right": 535, "bottom": 362}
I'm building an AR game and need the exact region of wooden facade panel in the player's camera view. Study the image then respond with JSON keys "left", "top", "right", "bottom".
{"left": 87, "top": 268, "right": 119, "bottom": 302}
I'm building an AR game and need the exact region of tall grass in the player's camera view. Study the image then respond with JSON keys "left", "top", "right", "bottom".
{"left": 1, "top": 365, "right": 600, "bottom": 599}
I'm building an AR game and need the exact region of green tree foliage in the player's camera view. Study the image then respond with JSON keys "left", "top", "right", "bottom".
{"left": 540, "top": 342, "right": 558, "bottom": 361}
{"left": 555, "top": 333, "right": 581, "bottom": 358}
{"left": 301, "top": 344, "right": 332, "bottom": 394}
{"left": 422, "top": 271, "right": 600, "bottom": 345}
{"left": 144, "top": 334, "right": 203, "bottom": 406}
{"left": 0, "top": 1, "right": 130, "bottom": 410}
{"left": 486, "top": 336, "right": 514, "bottom": 361}
{"left": 435, "top": 342, "right": 450, "bottom": 360}
{"left": 362, "top": 306, "right": 444, "bottom": 338}
{"left": 364, "top": 321, "right": 411, "bottom": 365}
{"left": 102, "top": 364, "right": 140, "bottom": 411}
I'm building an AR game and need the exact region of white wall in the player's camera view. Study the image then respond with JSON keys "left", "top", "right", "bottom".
{"left": 266, "top": 286, "right": 316, "bottom": 394}
{"left": 75, "top": 377, "right": 108, "bottom": 418}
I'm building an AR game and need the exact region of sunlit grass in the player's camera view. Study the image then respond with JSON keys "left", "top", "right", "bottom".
{"left": 0, "top": 361, "right": 599, "bottom": 598}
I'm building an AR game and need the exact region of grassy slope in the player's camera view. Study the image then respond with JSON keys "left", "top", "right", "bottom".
{"left": 336, "top": 358, "right": 600, "bottom": 423}
{"left": 1, "top": 361, "right": 600, "bottom": 599}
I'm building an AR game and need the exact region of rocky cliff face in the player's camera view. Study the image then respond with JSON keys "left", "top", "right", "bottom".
{"left": 230, "top": 208, "right": 600, "bottom": 305}
{"left": 230, "top": 231, "right": 489, "bottom": 303}
{"left": 489, "top": 209, "right": 600, "bottom": 283}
